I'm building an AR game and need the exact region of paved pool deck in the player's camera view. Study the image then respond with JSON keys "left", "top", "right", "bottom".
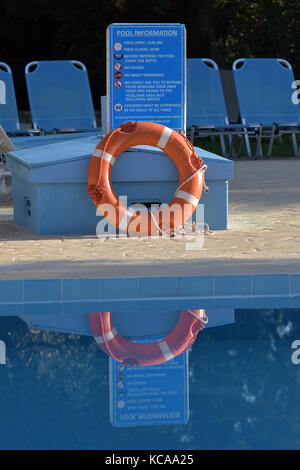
{"left": 0, "top": 158, "right": 300, "bottom": 281}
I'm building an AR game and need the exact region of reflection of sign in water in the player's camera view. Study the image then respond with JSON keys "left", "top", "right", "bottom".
{"left": 0, "top": 340, "right": 6, "bottom": 365}
{"left": 107, "top": 23, "right": 186, "bottom": 132}
{"left": 109, "top": 340, "right": 189, "bottom": 427}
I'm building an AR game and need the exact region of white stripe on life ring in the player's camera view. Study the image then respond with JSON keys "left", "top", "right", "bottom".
{"left": 102, "top": 151, "right": 116, "bottom": 166}
{"left": 93, "top": 149, "right": 102, "bottom": 157}
{"left": 93, "top": 149, "right": 116, "bottom": 166}
{"left": 187, "top": 309, "right": 201, "bottom": 320}
{"left": 158, "top": 340, "right": 174, "bottom": 361}
{"left": 119, "top": 208, "right": 135, "bottom": 232}
{"left": 94, "top": 327, "right": 117, "bottom": 344}
{"left": 105, "top": 327, "right": 117, "bottom": 341}
{"left": 94, "top": 335, "right": 104, "bottom": 344}
{"left": 157, "top": 127, "right": 172, "bottom": 149}
{"left": 175, "top": 190, "right": 199, "bottom": 207}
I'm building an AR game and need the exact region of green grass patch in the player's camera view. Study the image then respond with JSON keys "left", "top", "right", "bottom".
{"left": 194, "top": 134, "right": 299, "bottom": 158}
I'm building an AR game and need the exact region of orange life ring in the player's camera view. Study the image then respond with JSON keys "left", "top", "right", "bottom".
{"left": 86, "top": 121, "right": 207, "bottom": 236}
{"left": 89, "top": 309, "right": 206, "bottom": 367}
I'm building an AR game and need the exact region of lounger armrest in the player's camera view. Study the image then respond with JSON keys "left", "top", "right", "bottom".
{"left": 51, "top": 127, "right": 102, "bottom": 134}
{"left": 194, "top": 125, "right": 215, "bottom": 130}
{"left": 225, "top": 123, "right": 256, "bottom": 129}
{"left": 7, "top": 129, "right": 42, "bottom": 136}
{"left": 246, "top": 123, "right": 263, "bottom": 128}
{"left": 52, "top": 128, "right": 77, "bottom": 133}
{"left": 277, "top": 122, "right": 300, "bottom": 128}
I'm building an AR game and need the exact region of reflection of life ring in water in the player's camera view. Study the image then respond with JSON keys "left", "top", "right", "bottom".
{"left": 89, "top": 309, "right": 207, "bottom": 367}
{"left": 86, "top": 121, "right": 208, "bottom": 237}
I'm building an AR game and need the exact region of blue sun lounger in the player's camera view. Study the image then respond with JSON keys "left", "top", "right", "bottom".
{"left": 25, "top": 60, "right": 100, "bottom": 133}
{"left": 0, "top": 124, "right": 16, "bottom": 199}
{"left": 187, "top": 58, "right": 254, "bottom": 156}
{"left": 0, "top": 62, "right": 21, "bottom": 133}
{"left": 0, "top": 63, "right": 38, "bottom": 197}
{"left": 233, "top": 58, "right": 300, "bottom": 157}
{"left": 0, "top": 62, "right": 39, "bottom": 137}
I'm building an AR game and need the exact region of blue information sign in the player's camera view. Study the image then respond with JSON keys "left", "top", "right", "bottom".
{"left": 109, "top": 344, "right": 189, "bottom": 427}
{"left": 107, "top": 23, "right": 186, "bottom": 132}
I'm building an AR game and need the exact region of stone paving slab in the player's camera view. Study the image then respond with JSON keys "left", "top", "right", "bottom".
{"left": 0, "top": 159, "right": 299, "bottom": 280}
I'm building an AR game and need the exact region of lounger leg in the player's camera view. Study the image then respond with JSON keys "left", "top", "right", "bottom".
{"left": 227, "top": 133, "right": 232, "bottom": 153}
{"left": 255, "top": 125, "right": 264, "bottom": 158}
{"left": 244, "top": 132, "right": 252, "bottom": 158}
{"left": 0, "top": 174, "right": 7, "bottom": 194}
{"left": 292, "top": 133, "right": 299, "bottom": 157}
{"left": 237, "top": 134, "right": 244, "bottom": 158}
{"left": 266, "top": 123, "right": 277, "bottom": 159}
{"left": 220, "top": 134, "right": 228, "bottom": 156}
{"left": 190, "top": 126, "right": 196, "bottom": 145}
{"left": 228, "top": 134, "right": 236, "bottom": 158}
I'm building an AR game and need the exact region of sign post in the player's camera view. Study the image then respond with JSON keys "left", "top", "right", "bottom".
{"left": 107, "top": 23, "right": 186, "bottom": 133}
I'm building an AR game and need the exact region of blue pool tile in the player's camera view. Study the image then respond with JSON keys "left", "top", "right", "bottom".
{"left": 102, "top": 300, "right": 141, "bottom": 312}
{"left": 177, "top": 298, "right": 214, "bottom": 310}
{"left": 291, "top": 274, "right": 300, "bottom": 295}
{"left": 178, "top": 276, "right": 213, "bottom": 298}
{"left": 214, "top": 275, "right": 252, "bottom": 297}
{"left": 252, "top": 296, "right": 290, "bottom": 309}
{"left": 140, "top": 277, "right": 177, "bottom": 298}
{"left": 98, "top": 300, "right": 140, "bottom": 312}
{"left": 290, "top": 295, "right": 300, "bottom": 308}
{"left": 0, "top": 303, "right": 23, "bottom": 316}
{"left": 24, "top": 302, "right": 61, "bottom": 315}
{"left": 24, "top": 279, "right": 61, "bottom": 302}
{"left": 102, "top": 278, "right": 139, "bottom": 299}
{"left": 63, "top": 278, "right": 100, "bottom": 301}
{"left": 0, "top": 280, "right": 23, "bottom": 302}
{"left": 253, "top": 274, "right": 290, "bottom": 296}
{"left": 63, "top": 301, "right": 101, "bottom": 315}
{"left": 139, "top": 298, "right": 178, "bottom": 311}
{"left": 214, "top": 296, "right": 253, "bottom": 309}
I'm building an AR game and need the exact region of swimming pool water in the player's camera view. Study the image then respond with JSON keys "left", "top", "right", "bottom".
{"left": 0, "top": 308, "right": 299, "bottom": 450}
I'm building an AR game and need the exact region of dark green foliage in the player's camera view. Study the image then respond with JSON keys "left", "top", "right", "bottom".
{"left": 0, "top": 0, "right": 298, "bottom": 110}
{"left": 212, "top": 0, "right": 300, "bottom": 74}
